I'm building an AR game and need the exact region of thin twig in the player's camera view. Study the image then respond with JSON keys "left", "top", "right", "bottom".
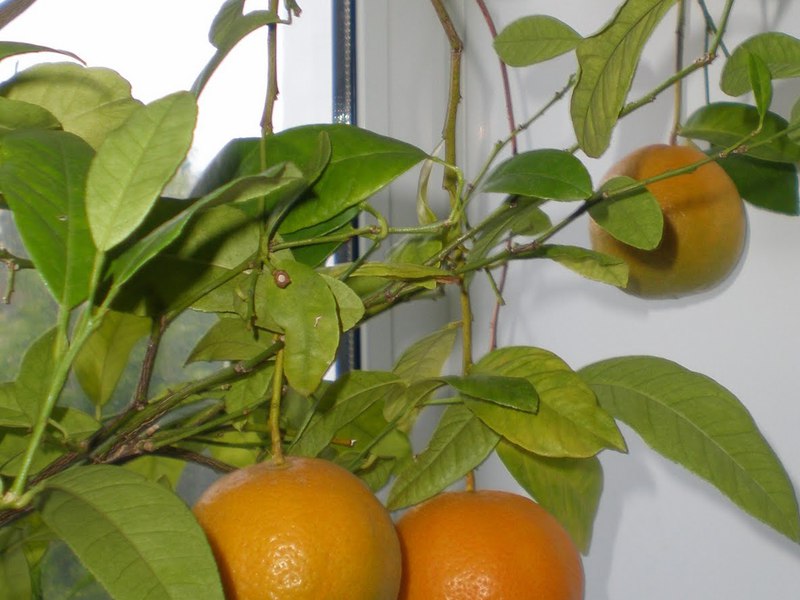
{"left": 428, "top": 0, "right": 463, "bottom": 203}
{"left": 670, "top": 0, "right": 687, "bottom": 145}
{"left": 261, "top": 0, "right": 281, "bottom": 135}
{"left": 474, "top": 0, "right": 517, "bottom": 154}
{"left": 133, "top": 315, "right": 168, "bottom": 410}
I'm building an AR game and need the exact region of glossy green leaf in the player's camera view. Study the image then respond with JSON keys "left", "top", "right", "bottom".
{"left": 260, "top": 256, "right": 340, "bottom": 395}
{"left": 0, "top": 130, "right": 97, "bottom": 307}
{"left": 438, "top": 374, "right": 538, "bottom": 413}
{"left": 108, "top": 166, "right": 304, "bottom": 295}
{"left": 716, "top": 152, "right": 799, "bottom": 215}
{"left": 721, "top": 32, "right": 800, "bottom": 97}
{"left": 192, "top": 125, "right": 425, "bottom": 233}
{"left": 469, "top": 347, "right": 626, "bottom": 458}
{"left": 290, "top": 370, "right": 405, "bottom": 457}
{"left": 387, "top": 404, "right": 500, "bottom": 511}
{"left": 494, "top": 15, "right": 581, "bottom": 67}
{"left": 525, "top": 244, "right": 629, "bottom": 287}
{"left": 392, "top": 321, "right": 460, "bottom": 382}
{"left": 571, "top": 0, "right": 677, "bottom": 157}
{"left": 748, "top": 53, "right": 773, "bottom": 124}
{"left": 73, "top": 310, "right": 151, "bottom": 407}
{"left": 37, "top": 465, "right": 225, "bottom": 600}
{"left": 680, "top": 102, "right": 800, "bottom": 163}
{"left": 192, "top": 0, "right": 280, "bottom": 95}
{"left": 588, "top": 175, "right": 663, "bottom": 249}
{"left": 482, "top": 149, "right": 593, "bottom": 200}
{"left": 580, "top": 356, "right": 800, "bottom": 542}
{"left": 187, "top": 316, "right": 273, "bottom": 363}
{"left": 320, "top": 273, "right": 365, "bottom": 332}
{"left": 267, "top": 125, "right": 428, "bottom": 232}
{"left": 497, "top": 440, "right": 603, "bottom": 554}
{"left": 0, "top": 97, "right": 60, "bottom": 132}
{"left": 0, "top": 62, "right": 142, "bottom": 149}
{"left": 86, "top": 91, "right": 198, "bottom": 251}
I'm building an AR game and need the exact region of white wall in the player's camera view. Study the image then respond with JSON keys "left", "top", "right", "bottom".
{"left": 358, "top": 1, "right": 800, "bottom": 598}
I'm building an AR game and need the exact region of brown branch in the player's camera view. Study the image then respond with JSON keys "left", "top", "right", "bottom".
{"left": 474, "top": 0, "right": 518, "bottom": 154}
{"left": 133, "top": 315, "right": 168, "bottom": 410}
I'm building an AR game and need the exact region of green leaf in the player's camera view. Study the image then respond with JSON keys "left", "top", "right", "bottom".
{"left": 526, "top": 244, "right": 629, "bottom": 287}
{"left": 0, "top": 62, "right": 142, "bottom": 149}
{"left": 0, "top": 130, "right": 97, "bottom": 307}
{"left": 791, "top": 98, "right": 800, "bottom": 143}
{"left": 193, "top": 126, "right": 425, "bottom": 233}
{"left": 186, "top": 316, "right": 272, "bottom": 363}
{"left": 320, "top": 273, "right": 365, "bottom": 332}
{"left": 387, "top": 404, "right": 500, "bottom": 510}
{"left": 721, "top": 32, "right": 800, "bottom": 97}
{"left": 37, "top": 465, "right": 225, "bottom": 600}
{"left": 588, "top": 175, "right": 664, "bottom": 250}
{"left": 192, "top": 0, "right": 280, "bottom": 95}
{"left": 113, "top": 201, "right": 259, "bottom": 316}
{"left": 0, "top": 431, "right": 61, "bottom": 477}
{"left": 0, "top": 97, "right": 60, "bottom": 132}
{"left": 0, "top": 538, "right": 32, "bottom": 600}
{"left": 259, "top": 256, "right": 340, "bottom": 395}
{"left": 493, "top": 15, "right": 582, "bottom": 67}
{"left": 86, "top": 91, "right": 198, "bottom": 251}
{"left": 465, "top": 198, "right": 551, "bottom": 269}
{"left": 331, "top": 261, "right": 451, "bottom": 284}
{"left": 272, "top": 125, "right": 428, "bottom": 232}
{"left": 73, "top": 310, "right": 151, "bottom": 408}
{"left": 469, "top": 347, "right": 626, "bottom": 458}
{"left": 580, "top": 356, "right": 800, "bottom": 542}
{"left": 224, "top": 366, "right": 273, "bottom": 414}
{"left": 481, "top": 149, "right": 593, "bottom": 200}
{"left": 680, "top": 102, "right": 800, "bottom": 163}
{"left": 13, "top": 328, "right": 60, "bottom": 422}
{"left": 438, "top": 374, "right": 538, "bottom": 413}
{"left": 0, "top": 40, "right": 82, "bottom": 63}
{"left": 290, "top": 370, "right": 405, "bottom": 457}
{"left": 497, "top": 440, "right": 602, "bottom": 554}
{"left": 571, "top": 0, "right": 678, "bottom": 157}
{"left": 392, "top": 321, "right": 460, "bottom": 382}
{"left": 748, "top": 53, "right": 773, "bottom": 125}
{"left": 716, "top": 152, "right": 799, "bottom": 215}
{"left": 108, "top": 166, "right": 304, "bottom": 295}
{"left": 0, "top": 383, "right": 29, "bottom": 428}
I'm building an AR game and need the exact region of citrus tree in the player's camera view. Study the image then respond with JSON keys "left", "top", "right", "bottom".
{"left": 1, "top": 0, "right": 799, "bottom": 598}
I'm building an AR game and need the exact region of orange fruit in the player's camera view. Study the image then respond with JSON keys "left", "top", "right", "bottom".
{"left": 192, "top": 456, "right": 402, "bottom": 600}
{"left": 589, "top": 143, "right": 747, "bottom": 298}
{"left": 396, "top": 490, "right": 584, "bottom": 600}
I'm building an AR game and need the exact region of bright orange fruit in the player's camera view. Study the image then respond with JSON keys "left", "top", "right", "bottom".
{"left": 589, "top": 143, "right": 747, "bottom": 298}
{"left": 192, "top": 456, "right": 401, "bottom": 600}
{"left": 396, "top": 490, "right": 584, "bottom": 600}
